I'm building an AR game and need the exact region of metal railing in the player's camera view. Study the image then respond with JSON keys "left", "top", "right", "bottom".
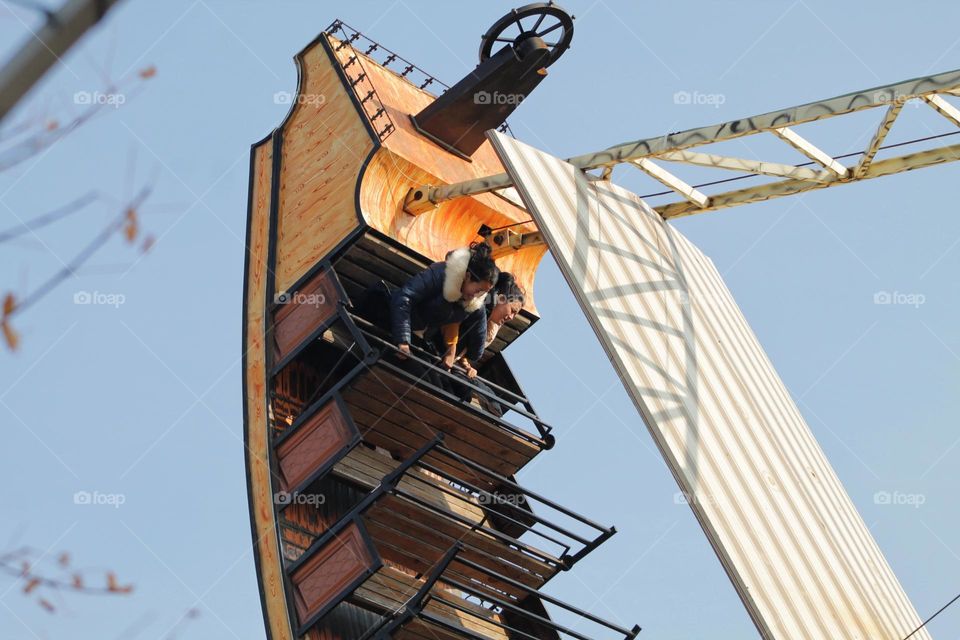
{"left": 350, "top": 312, "right": 554, "bottom": 447}
{"left": 359, "top": 545, "right": 642, "bottom": 640}
{"left": 287, "top": 436, "right": 638, "bottom": 640}
{"left": 285, "top": 434, "right": 613, "bottom": 580}
{"left": 325, "top": 19, "right": 514, "bottom": 138}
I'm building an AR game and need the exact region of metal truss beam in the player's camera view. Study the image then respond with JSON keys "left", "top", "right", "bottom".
{"left": 403, "top": 66, "right": 960, "bottom": 221}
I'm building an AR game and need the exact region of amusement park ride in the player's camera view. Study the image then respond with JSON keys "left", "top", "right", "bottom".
{"left": 243, "top": 4, "right": 960, "bottom": 639}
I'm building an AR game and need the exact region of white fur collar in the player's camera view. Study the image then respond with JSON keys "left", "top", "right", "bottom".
{"left": 442, "top": 247, "right": 486, "bottom": 313}
{"left": 463, "top": 294, "right": 486, "bottom": 313}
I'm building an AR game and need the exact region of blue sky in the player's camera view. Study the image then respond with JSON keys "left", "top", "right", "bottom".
{"left": 1, "top": 1, "right": 959, "bottom": 638}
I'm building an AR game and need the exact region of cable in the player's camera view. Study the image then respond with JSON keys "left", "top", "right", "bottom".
{"left": 901, "top": 590, "right": 960, "bottom": 640}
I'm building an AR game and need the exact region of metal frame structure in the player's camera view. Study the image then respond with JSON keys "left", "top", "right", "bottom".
{"left": 269, "top": 256, "right": 553, "bottom": 446}
{"left": 282, "top": 433, "right": 615, "bottom": 578}
{"left": 404, "top": 66, "right": 960, "bottom": 222}
{"left": 359, "top": 551, "right": 642, "bottom": 640}
{"left": 280, "top": 432, "right": 632, "bottom": 639}
{"left": 324, "top": 19, "right": 514, "bottom": 142}
{"left": 270, "top": 298, "right": 556, "bottom": 451}
{"left": 243, "top": 10, "right": 646, "bottom": 639}
{"left": 487, "top": 128, "right": 937, "bottom": 640}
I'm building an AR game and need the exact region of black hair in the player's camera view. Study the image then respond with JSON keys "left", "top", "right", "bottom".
{"left": 488, "top": 271, "right": 525, "bottom": 308}
{"left": 466, "top": 241, "right": 500, "bottom": 285}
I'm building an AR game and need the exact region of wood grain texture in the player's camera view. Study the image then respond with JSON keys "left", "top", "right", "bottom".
{"left": 359, "top": 150, "right": 545, "bottom": 313}
{"left": 245, "top": 137, "right": 296, "bottom": 640}
{"left": 354, "top": 566, "right": 509, "bottom": 640}
{"left": 333, "top": 39, "right": 545, "bottom": 313}
{"left": 276, "top": 398, "right": 355, "bottom": 492}
{"left": 274, "top": 35, "right": 372, "bottom": 294}
{"left": 272, "top": 268, "right": 342, "bottom": 363}
{"left": 290, "top": 521, "right": 374, "bottom": 625}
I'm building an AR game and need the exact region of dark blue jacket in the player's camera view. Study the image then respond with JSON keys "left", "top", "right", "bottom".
{"left": 390, "top": 258, "right": 487, "bottom": 362}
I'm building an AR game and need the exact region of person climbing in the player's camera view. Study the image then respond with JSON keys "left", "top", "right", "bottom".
{"left": 437, "top": 272, "right": 525, "bottom": 416}
{"left": 387, "top": 241, "right": 498, "bottom": 369}
{"left": 438, "top": 271, "right": 525, "bottom": 373}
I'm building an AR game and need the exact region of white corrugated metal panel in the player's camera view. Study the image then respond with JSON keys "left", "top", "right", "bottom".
{"left": 489, "top": 131, "right": 929, "bottom": 640}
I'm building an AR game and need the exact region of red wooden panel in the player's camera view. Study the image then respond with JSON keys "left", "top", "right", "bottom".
{"left": 290, "top": 520, "right": 375, "bottom": 625}
{"left": 276, "top": 398, "right": 355, "bottom": 492}
{"left": 272, "top": 268, "right": 341, "bottom": 362}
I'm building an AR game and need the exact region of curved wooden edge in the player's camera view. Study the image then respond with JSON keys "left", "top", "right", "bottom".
{"left": 244, "top": 134, "right": 297, "bottom": 640}
{"left": 326, "top": 33, "right": 547, "bottom": 315}
{"left": 358, "top": 147, "right": 546, "bottom": 315}
{"left": 271, "top": 33, "right": 377, "bottom": 295}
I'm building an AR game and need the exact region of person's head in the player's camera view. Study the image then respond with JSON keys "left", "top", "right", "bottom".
{"left": 488, "top": 272, "right": 525, "bottom": 324}
{"left": 461, "top": 242, "right": 499, "bottom": 301}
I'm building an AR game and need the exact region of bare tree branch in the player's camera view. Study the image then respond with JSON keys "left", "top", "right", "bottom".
{"left": 0, "top": 190, "right": 99, "bottom": 242}
{"left": 0, "top": 0, "right": 126, "bottom": 122}
{"left": 2, "top": 184, "right": 154, "bottom": 349}
{"left": 0, "top": 64, "right": 155, "bottom": 171}
{"left": 1, "top": 546, "right": 134, "bottom": 613}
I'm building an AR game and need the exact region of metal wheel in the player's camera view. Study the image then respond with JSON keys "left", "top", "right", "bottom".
{"left": 479, "top": 2, "right": 574, "bottom": 68}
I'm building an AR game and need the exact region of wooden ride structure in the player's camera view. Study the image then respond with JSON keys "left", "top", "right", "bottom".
{"left": 245, "top": 4, "right": 960, "bottom": 639}
{"left": 243, "top": 6, "right": 638, "bottom": 640}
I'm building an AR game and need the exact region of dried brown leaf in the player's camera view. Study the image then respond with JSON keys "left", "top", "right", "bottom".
{"left": 124, "top": 209, "right": 138, "bottom": 243}
{"left": 2, "top": 292, "right": 15, "bottom": 317}
{"left": 2, "top": 320, "right": 19, "bottom": 351}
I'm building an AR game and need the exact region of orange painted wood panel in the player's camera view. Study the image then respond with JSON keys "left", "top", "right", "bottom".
{"left": 329, "top": 37, "right": 546, "bottom": 313}
{"left": 359, "top": 149, "right": 545, "bottom": 313}
{"left": 276, "top": 398, "right": 355, "bottom": 492}
{"left": 273, "top": 268, "right": 342, "bottom": 363}
{"left": 290, "top": 521, "right": 375, "bottom": 625}
{"left": 245, "top": 137, "right": 296, "bottom": 640}
{"left": 275, "top": 35, "right": 372, "bottom": 293}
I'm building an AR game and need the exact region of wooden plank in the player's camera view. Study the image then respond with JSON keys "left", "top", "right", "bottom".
{"left": 347, "top": 371, "right": 538, "bottom": 474}
{"left": 351, "top": 239, "right": 424, "bottom": 280}
{"left": 337, "top": 402, "right": 490, "bottom": 487}
{"left": 332, "top": 446, "right": 486, "bottom": 524}
{"left": 357, "top": 235, "right": 428, "bottom": 276}
{"left": 360, "top": 365, "right": 539, "bottom": 461}
{"left": 332, "top": 259, "right": 381, "bottom": 293}
{"left": 274, "top": 36, "right": 372, "bottom": 293}
{"left": 367, "top": 497, "right": 553, "bottom": 583}
{"left": 244, "top": 137, "right": 297, "bottom": 640}
{"left": 347, "top": 375, "right": 521, "bottom": 465}
{"left": 355, "top": 568, "right": 508, "bottom": 640}
{"left": 362, "top": 517, "right": 536, "bottom": 602}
